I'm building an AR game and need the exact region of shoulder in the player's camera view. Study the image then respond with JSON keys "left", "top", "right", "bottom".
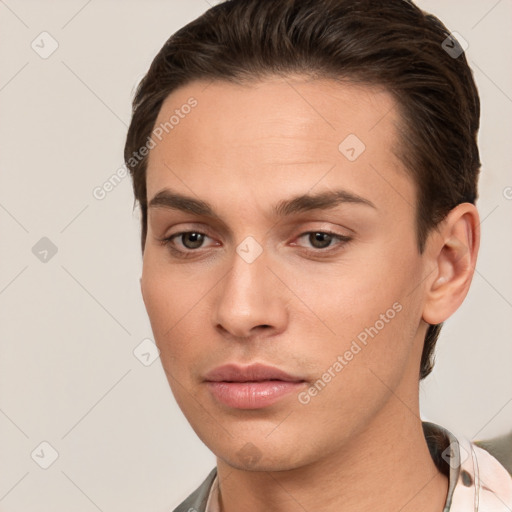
{"left": 423, "top": 422, "right": 512, "bottom": 511}
{"left": 475, "top": 431, "right": 512, "bottom": 476}
{"left": 450, "top": 435, "right": 512, "bottom": 511}
{"left": 473, "top": 443, "right": 512, "bottom": 509}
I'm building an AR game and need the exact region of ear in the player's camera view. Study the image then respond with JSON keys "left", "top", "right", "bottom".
{"left": 422, "top": 203, "right": 480, "bottom": 325}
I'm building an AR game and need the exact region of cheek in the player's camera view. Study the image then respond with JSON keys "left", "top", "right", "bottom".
{"left": 141, "top": 248, "right": 211, "bottom": 329}
{"left": 141, "top": 255, "right": 199, "bottom": 362}
{"left": 284, "top": 254, "right": 407, "bottom": 337}
{"left": 284, "top": 242, "right": 423, "bottom": 378}
{"left": 140, "top": 267, "right": 204, "bottom": 417}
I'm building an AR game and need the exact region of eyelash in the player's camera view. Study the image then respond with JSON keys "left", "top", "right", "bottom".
{"left": 157, "top": 230, "right": 352, "bottom": 259}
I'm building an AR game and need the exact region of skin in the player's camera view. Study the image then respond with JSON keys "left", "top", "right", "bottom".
{"left": 140, "top": 76, "right": 480, "bottom": 512}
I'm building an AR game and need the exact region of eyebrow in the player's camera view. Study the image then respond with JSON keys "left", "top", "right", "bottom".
{"left": 147, "top": 188, "right": 376, "bottom": 218}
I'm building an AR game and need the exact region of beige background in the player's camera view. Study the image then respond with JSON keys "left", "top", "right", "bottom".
{"left": 0, "top": 0, "right": 511, "bottom": 510}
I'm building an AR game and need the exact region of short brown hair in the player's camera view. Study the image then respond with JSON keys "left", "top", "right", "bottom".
{"left": 124, "top": 0, "right": 481, "bottom": 379}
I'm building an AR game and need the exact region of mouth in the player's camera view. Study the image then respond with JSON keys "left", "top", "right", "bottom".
{"left": 204, "top": 363, "right": 306, "bottom": 409}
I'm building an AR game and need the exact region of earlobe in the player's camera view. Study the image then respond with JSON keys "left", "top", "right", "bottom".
{"left": 422, "top": 203, "right": 480, "bottom": 325}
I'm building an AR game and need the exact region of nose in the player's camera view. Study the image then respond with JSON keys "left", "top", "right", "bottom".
{"left": 212, "top": 247, "right": 288, "bottom": 339}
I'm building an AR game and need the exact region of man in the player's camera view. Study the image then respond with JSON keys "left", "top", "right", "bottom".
{"left": 124, "top": 0, "right": 512, "bottom": 510}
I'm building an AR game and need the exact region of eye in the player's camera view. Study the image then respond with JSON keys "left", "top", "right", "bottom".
{"left": 294, "top": 231, "right": 352, "bottom": 252}
{"left": 304, "top": 232, "right": 335, "bottom": 249}
{"left": 176, "top": 232, "right": 208, "bottom": 250}
{"left": 158, "top": 231, "right": 218, "bottom": 256}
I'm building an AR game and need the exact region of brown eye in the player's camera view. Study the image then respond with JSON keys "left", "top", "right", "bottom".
{"left": 292, "top": 231, "right": 352, "bottom": 255}
{"left": 158, "top": 230, "right": 219, "bottom": 259}
{"left": 180, "top": 232, "right": 206, "bottom": 249}
{"left": 308, "top": 232, "right": 334, "bottom": 249}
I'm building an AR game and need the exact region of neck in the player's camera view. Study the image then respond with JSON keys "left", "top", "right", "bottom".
{"left": 215, "top": 386, "right": 448, "bottom": 512}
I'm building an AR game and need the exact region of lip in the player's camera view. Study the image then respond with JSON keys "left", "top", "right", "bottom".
{"left": 204, "top": 363, "right": 306, "bottom": 409}
{"left": 204, "top": 363, "right": 304, "bottom": 383}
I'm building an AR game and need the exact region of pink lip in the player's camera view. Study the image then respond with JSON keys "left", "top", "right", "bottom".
{"left": 204, "top": 363, "right": 306, "bottom": 409}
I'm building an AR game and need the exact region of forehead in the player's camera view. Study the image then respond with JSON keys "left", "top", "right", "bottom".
{"left": 145, "top": 77, "right": 413, "bottom": 217}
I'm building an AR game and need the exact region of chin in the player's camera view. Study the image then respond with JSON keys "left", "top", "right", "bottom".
{"left": 224, "top": 453, "right": 303, "bottom": 473}
{"left": 209, "top": 436, "right": 310, "bottom": 472}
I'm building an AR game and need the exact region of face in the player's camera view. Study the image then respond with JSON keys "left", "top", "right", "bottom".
{"left": 141, "top": 76, "right": 431, "bottom": 471}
